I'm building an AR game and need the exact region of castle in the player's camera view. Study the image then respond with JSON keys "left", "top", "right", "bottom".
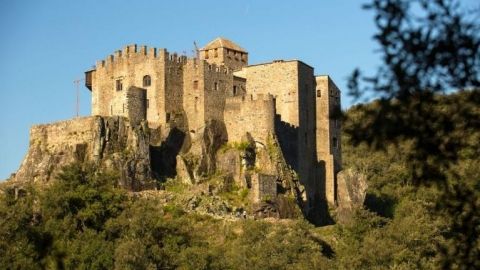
{"left": 84, "top": 37, "right": 342, "bottom": 207}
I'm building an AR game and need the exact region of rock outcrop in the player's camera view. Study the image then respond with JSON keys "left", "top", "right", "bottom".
{"left": 335, "top": 168, "right": 368, "bottom": 222}
{"left": 10, "top": 116, "right": 155, "bottom": 191}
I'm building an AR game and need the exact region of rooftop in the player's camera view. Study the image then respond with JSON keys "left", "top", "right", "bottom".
{"left": 200, "top": 37, "right": 247, "bottom": 53}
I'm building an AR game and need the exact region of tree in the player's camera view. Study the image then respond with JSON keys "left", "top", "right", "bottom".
{"left": 347, "top": 0, "right": 480, "bottom": 268}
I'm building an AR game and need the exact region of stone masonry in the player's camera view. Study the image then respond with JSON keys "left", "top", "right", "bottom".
{"left": 85, "top": 37, "right": 342, "bottom": 210}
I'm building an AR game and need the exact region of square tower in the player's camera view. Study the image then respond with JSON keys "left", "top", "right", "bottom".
{"left": 199, "top": 37, "right": 248, "bottom": 71}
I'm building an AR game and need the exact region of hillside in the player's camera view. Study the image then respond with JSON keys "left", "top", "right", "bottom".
{"left": 1, "top": 90, "right": 478, "bottom": 269}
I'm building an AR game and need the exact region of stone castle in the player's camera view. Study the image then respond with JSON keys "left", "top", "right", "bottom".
{"left": 7, "top": 37, "right": 342, "bottom": 222}
{"left": 84, "top": 37, "right": 342, "bottom": 207}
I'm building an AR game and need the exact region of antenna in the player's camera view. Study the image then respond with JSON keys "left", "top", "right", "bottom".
{"left": 73, "top": 78, "right": 84, "bottom": 118}
{"left": 193, "top": 41, "right": 199, "bottom": 59}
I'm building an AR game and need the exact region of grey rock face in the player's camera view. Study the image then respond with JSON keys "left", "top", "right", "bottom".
{"left": 335, "top": 168, "right": 368, "bottom": 222}
{"left": 11, "top": 116, "right": 155, "bottom": 191}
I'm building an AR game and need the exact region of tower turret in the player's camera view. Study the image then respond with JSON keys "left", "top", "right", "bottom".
{"left": 199, "top": 37, "right": 248, "bottom": 71}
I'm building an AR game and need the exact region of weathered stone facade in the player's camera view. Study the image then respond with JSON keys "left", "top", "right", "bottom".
{"left": 84, "top": 37, "right": 342, "bottom": 213}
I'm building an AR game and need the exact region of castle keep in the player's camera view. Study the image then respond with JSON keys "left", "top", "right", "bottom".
{"left": 84, "top": 37, "right": 342, "bottom": 208}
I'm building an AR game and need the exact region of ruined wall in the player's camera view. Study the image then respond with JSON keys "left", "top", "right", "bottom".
{"left": 251, "top": 173, "right": 277, "bottom": 203}
{"left": 12, "top": 116, "right": 154, "bottom": 190}
{"left": 315, "top": 75, "right": 342, "bottom": 205}
{"left": 223, "top": 94, "right": 275, "bottom": 143}
{"left": 90, "top": 45, "right": 168, "bottom": 128}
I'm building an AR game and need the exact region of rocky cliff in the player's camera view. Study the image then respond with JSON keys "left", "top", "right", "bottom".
{"left": 9, "top": 116, "right": 155, "bottom": 191}
{"left": 6, "top": 116, "right": 310, "bottom": 220}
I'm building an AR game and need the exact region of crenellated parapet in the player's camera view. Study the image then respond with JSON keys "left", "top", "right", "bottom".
{"left": 95, "top": 44, "right": 168, "bottom": 69}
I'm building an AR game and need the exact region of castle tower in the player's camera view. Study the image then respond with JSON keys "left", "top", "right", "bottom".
{"left": 315, "top": 75, "right": 342, "bottom": 205}
{"left": 199, "top": 37, "right": 248, "bottom": 71}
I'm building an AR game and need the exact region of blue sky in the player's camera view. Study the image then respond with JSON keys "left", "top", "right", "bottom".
{"left": 0, "top": 0, "right": 476, "bottom": 180}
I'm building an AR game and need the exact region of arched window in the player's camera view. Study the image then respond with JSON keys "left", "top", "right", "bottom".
{"left": 143, "top": 75, "right": 151, "bottom": 87}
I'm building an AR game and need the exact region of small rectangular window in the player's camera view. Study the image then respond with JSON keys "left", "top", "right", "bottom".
{"left": 317, "top": 90, "right": 321, "bottom": 97}
{"left": 233, "top": 86, "right": 237, "bottom": 95}
{"left": 333, "top": 137, "right": 338, "bottom": 149}
{"left": 166, "top": 113, "right": 171, "bottom": 122}
{"left": 193, "top": 80, "right": 198, "bottom": 90}
{"left": 116, "top": 80, "right": 123, "bottom": 91}
{"left": 214, "top": 82, "right": 218, "bottom": 91}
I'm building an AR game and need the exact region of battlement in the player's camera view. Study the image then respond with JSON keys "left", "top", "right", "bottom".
{"left": 225, "top": 93, "right": 274, "bottom": 106}
{"left": 95, "top": 45, "right": 170, "bottom": 68}
{"left": 166, "top": 52, "right": 188, "bottom": 64}
{"left": 203, "top": 62, "right": 233, "bottom": 75}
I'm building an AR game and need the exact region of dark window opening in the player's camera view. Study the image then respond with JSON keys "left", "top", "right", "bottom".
{"left": 166, "top": 113, "right": 171, "bottom": 122}
{"left": 193, "top": 80, "right": 198, "bottom": 90}
{"left": 317, "top": 90, "right": 321, "bottom": 97}
{"left": 116, "top": 80, "right": 123, "bottom": 91}
{"left": 233, "top": 86, "right": 237, "bottom": 95}
{"left": 143, "top": 75, "right": 151, "bottom": 87}
{"left": 214, "top": 82, "right": 218, "bottom": 91}
{"left": 333, "top": 137, "right": 338, "bottom": 149}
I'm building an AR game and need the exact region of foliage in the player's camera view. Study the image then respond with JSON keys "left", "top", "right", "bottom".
{"left": 0, "top": 162, "right": 334, "bottom": 269}
{"left": 346, "top": 0, "right": 479, "bottom": 267}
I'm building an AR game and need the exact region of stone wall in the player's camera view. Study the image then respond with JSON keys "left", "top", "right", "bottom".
{"left": 243, "top": 60, "right": 300, "bottom": 126}
{"left": 203, "top": 62, "right": 233, "bottom": 123}
{"left": 12, "top": 116, "right": 154, "bottom": 191}
{"left": 126, "top": 86, "right": 147, "bottom": 126}
{"left": 182, "top": 58, "right": 205, "bottom": 132}
{"left": 200, "top": 47, "right": 248, "bottom": 71}
{"left": 90, "top": 45, "right": 169, "bottom": 129}
{"left": 240, "top": 60, "right": 317, "bottom": 202}
{"left": 165, "top": 54, "right": 187, "bottom": 130}
{"left": 232, "top": 76, "right": 246, "bottom": 97}
{"left": 315, "top": 75, "right": 342, "bottom": 205}
{"left": 296, "top": 62, "right": 317, "bottom": 195}
{"left": 223, "top": 94, "right": 275, "bottom": 143}
{"left": 251, "top": 173, "right": 277, "bottom": 203}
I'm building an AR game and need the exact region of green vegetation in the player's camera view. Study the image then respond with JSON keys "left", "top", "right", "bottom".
{"left": 219, "top": 141, "right": 251, "bottom": 153}
{"left": 0, "top": 163, "right": 331, "bottom": 269}
{"left": 1, "top": 91, "right": 478, "bottom": 269}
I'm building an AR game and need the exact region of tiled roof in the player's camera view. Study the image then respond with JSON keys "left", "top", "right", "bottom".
{"left": 201, "top": 37, "right": 247, "bottom": 53}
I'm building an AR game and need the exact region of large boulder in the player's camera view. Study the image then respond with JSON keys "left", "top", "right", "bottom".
{"left": 336, "top": 168, "right": 368, "bottom": 222}
{"left": 184, "top": 119, "right": 227, "bottom": 180}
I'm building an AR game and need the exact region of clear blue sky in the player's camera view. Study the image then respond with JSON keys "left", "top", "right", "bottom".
{"left": 0, "top": 0, "right": 476, "bottom": 180}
